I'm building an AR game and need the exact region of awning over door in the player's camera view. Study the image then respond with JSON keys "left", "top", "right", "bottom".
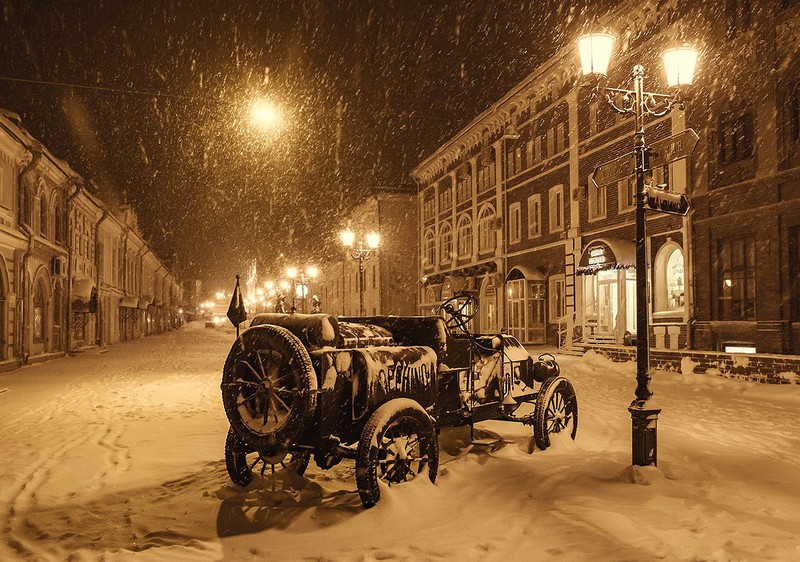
{"left": 138, "top": 296, "right": 153, "bottom": 310}
{"left": 576, "top": 238, "right": 636, "bottom": 275}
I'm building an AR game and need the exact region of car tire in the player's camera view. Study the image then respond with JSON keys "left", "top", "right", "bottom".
{"left": 225, "top": 426, "right": 311, "bottom": 487}
{"left": 533, "top": 376, "right": 578, "bottom": 451}
{"left": 221, "top": 325, "right": 317, "bottom": 456}
{"left": 356, "top": 398, "right": 438, "bottom": 509}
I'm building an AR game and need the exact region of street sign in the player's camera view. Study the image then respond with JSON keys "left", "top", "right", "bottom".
{"left": 591, "top": 152, "right": 635, "bottom": 186}
{"left": 644, "top": 186, "right": 690, "bottom": 216}
{"left": 646, "top": 129, "right": 699, "bottom": 169}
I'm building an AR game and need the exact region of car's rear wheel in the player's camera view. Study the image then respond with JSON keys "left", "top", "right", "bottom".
{"left": 225, "top": 427, "right": 311, "bottom": 488}
{"left": 533, "top": 376, "right": 578, "bottom": 450}
{"left": 221, "top": 325, "right": 317, "bottom": 456}
{"left": 356, "top": 399, "right": 438, "bottom": 508}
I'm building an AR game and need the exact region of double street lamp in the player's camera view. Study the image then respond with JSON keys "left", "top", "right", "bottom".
{"left": 285, "top": 266, "right": 319, "bottom": 313}
{"left": 340, "top": 229, "right": 380, "bottom": 317}
{"left": 577, "top": 33, "right": 698, "bottom": 467}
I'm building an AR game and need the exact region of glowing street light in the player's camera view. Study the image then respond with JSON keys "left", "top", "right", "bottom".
{"left": 578, "top": 32, "right": 699, "bottom": 468}
{"left": 249, "top": 99, "right": 283, "bottom": 130}
{"left": 340, "top": 228, "right": 381, "bottom": 316}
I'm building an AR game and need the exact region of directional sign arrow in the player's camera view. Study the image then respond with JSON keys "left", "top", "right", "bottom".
{"left": 647, "top": 129, "right": 700, "bottom": 169}
{"left": 591, "top": 152, "right": 635, "bottom": 187}
{"left": 644, "top": 186, "right": 690, "bottom": 216}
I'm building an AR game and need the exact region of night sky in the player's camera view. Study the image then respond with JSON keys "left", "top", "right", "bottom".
{"left": 0, "top": 0, "right": 607, "bottom": 290}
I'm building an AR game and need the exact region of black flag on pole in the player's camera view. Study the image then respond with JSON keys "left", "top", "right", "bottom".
{"left": 227, "top": 275, "right": 247, "bottom": 327}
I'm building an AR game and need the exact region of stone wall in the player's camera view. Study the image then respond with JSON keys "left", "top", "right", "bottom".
{"left": 580, "top": 345, "right": 800, "bottom": 385}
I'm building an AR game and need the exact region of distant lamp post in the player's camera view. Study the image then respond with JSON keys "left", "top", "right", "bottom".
{"left": 285, "top": 266, "right": 319, "bottom": 313}
{"left": 578, "top": 33, "right": 698, "bottom": 467}
{"left": 340, "top": 228, "right": 380, "bottom": 316}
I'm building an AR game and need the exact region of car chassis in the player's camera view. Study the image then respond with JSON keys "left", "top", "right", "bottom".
{"left": 221, "top": 292, "right": 578, "bottom": 508}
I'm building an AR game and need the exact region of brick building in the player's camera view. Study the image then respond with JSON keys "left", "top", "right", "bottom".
{"left": 317, "top": 186, "right": 417, "bottom": 317}
{"left": 412, "top": 0, "right": 800, "bottom": 356}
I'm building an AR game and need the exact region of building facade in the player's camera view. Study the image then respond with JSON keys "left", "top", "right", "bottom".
{"left": 0, "top": 110, "right": 182, "bottom": 368}
{"left": 413, "top": 0, "right": 800, "bottom": 356}
{"left": 318, "top": 186, "right": 418, "bottom": 317}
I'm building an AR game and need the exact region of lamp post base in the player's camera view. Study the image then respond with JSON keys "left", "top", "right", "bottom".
{"left": 628, "top": 401, "right": 661, "bottom": 467}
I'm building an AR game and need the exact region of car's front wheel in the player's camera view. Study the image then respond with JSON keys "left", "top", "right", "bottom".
{"left": 533, "top": 376, "right": 578, "bottom": 450}
{"left": 356, "top": 399, "right": 439, "bottom": 508}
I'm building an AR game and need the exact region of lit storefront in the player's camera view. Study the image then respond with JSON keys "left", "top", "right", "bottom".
{"left": 504, "top": 266, "right": 546, "bottom": 344}
{"left": 576, "top": 239, "right": 636, "bottom": 343}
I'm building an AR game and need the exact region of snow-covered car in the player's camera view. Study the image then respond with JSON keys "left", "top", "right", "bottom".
{"left": 220, "top": 292, "right": 577, "bottom": 508}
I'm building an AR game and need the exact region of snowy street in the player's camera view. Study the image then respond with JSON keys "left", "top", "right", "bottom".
{"left": 1, "top": 321, "right": 799, "bottom": 561}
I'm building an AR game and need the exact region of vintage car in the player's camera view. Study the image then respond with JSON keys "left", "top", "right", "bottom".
{"left": 220, "top": 293, "right": 578, "bottom": 508}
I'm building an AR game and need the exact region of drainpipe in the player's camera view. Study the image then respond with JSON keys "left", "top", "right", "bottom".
{"left": 18, "top": 150, "right": 40, "bottom": 364}
{"left": 94, "top": 210, "right": 109, "bottom": 346}
{"left": 65, "top": 183, "right": 83, "bottom": 353}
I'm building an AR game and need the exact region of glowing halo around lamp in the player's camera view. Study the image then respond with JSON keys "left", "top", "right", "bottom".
{"left": 662, "top": 46, "right": 698, "bottom": 87}
{"left": 577, "top": 33, "right": 614, "bottom": 76}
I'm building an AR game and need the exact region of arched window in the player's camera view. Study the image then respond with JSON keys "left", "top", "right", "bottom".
{"left": 34, "top": 280, "right": 46, "bottom": 342}
{"left": 423, "top": 229, "right": 436, "bottom": 270}
{"left": 655, "top": 243, "right": 685, "bottom": 312}
{"left": 457, "top": 213, "right": 473, "bottom": 258}
{"left": 39, "top": 194, "right": 48, "bottom": 238}
{"left": 22, "top": 186, "right": 32, "bottom": 226}
{"left": 478, "top": 204, "right": 496, "bottom": 254}
{"left": 54, "top": 196, "right": 65, "bottom": 244}
{"left": 439, "top": 222, "right": 452, "bottom": 264}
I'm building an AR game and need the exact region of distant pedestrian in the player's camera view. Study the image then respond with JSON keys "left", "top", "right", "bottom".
{"left": 276, "top": 295, "right": 286, "bottom": 313}
{"left": 311, "top": 296, "right": 321, "bottom": 313}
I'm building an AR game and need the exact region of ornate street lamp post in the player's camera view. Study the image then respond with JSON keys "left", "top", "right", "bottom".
{"left": 285, "top": 266, "right": 319, "bottom": 313}
{"left": 340, "top": 228, "right": 380, "bottom": 317}
{"left": 578, "top": 33, "right": 698, "bottom": 466}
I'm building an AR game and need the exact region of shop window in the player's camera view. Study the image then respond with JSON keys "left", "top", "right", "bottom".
{"left": 549, "top": 185, "right": 564, "bottom": 233}
{"left": 588, "top": 181, "right": 606, "bottom": 221}
{"left": 718, "top": 111, "right": 753, "bottom": 166}
{"left": 457, "top": 213, "right": 473, "bottom": 258}
{"left": 508, "top": 202, "right": 521, "bottom": 244}
{"left": 717, "top": 236, "right": 756, "bottom": 320}
{"left": 655, "top": 244, "right": 685, "bottom": 312}
{"left": 439, "top": 222, "right": 452, "bottom": 264}
{"left": 423, "top": 229, "right": 435, "bottom": 269}
{"left": 34, "top": 281, "right": 46, "bottom": 342}
{"left": 506, "top": 277, "right": 545, "bottom": 343}
{"left": 527, "top": 194, "right": 541, "bottom": 238}
{"left": 478, "top": 204, "right": 496, "bottom": 254}
{"left": 549, "top": 275, "right": 566, "bottom": 320}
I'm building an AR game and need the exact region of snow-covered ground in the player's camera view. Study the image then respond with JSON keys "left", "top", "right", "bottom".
{"left": 1, "top": 321, "right": 798, "bottom": 561}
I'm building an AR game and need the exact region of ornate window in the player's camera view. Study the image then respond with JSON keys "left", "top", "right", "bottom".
{"left": 478, "top": 204, "right": 496, "bottom": 254}
{"left": 34, "top": 280, "right": 46, "bottom": 342}
{"left": 457, "top": 214, "right": 473, "bottom": 258}
{"left": 717, "top": 236, "right": 755, "bottom": 320}
{"left": 423, "top": 229, "right": 436, "bottom": 270}
{"left": 439, "top": 222, "right": 452, "bottom": 264}
{"left": 655, "top": 243, "right": 685, "bottom": 312}
{"left": 39, "top": 194, "right": 48, "bottom": 238}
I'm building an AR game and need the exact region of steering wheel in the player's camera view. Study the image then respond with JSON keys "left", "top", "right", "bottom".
{"left": 437, "top": 292, "right": 479, "bottom": 334}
